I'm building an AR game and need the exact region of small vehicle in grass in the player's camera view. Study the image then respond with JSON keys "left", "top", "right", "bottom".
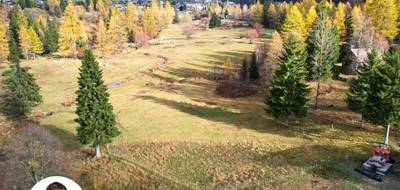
{"left": 355, "top": 145, "right": 394, "bottom": 182}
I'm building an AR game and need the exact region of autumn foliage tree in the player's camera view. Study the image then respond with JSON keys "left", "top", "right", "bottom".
{"left": 58, "top": 0, "right": 87, "bottom": 57}
{"left": 366, "top": 0, "right": 398, "bottom": 41}
{"left": 247, "top": 29, "right": 259, "bottom": 44}
{"left": 0, "top": 22, "right": 9, "bottom": 64}
{"left": 280, "top": 5, "right": 307, "bottom": 42}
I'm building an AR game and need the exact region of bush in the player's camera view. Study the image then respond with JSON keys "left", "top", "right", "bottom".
{"left": 215, "top": 80, "right": 257, "bottom": 98}
{"left": 2, "top": 123, "right": 68, "bottom": 189}
{"left": 209, "top": 13, "right": 221, "bottom": 28}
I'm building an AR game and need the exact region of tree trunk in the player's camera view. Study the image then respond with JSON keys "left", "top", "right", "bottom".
{"left": 95, "top": 145, "right": 101, "bottom": 158}
{"left": 384, "top": 124, "right": 391, "bottom": 146}
{"left": 360, "top": 115, "right": 365, "bottom": 128}
{"left": 314, "top": 77, "right": 321, "bottom": 110}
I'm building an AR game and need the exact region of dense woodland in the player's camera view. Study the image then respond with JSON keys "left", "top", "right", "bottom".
{"left": 0, "top": 0, "right": 400, "bottom": 189}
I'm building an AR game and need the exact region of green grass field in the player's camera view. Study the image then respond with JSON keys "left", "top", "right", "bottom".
{"left": 1, "top": 24, "right": 399, "bottom": 189}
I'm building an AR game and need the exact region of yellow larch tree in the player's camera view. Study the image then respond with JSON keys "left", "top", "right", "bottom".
{"left": 58, "top": 0, "right": 87, "bottom": 56}
{"left": 334, "top": 2, "right": 346, "bottom": 44}
{"left": 143, "top": 8, "right": 157, "bottom": 38}
{"left": 366, "top": 0, "right": 398, "bottom": 41}
{"left": 351, "top": 5, "right": 362, "bottom": 34}
{"left": 234, "top": 4, "right": 242, "bottom": 20}
{"left": 95, "top": 17, "right": 107, "bottom": 55}
{"left": 28, "top": 27, "right": 44, "bottom": 56}
{"left": 19, "top": 24, "right": 32, "bottom": 59}
{"left": 280, "top": 5, "right": 307, "bottom": 42}
{"left": 125, "top": 2, "right": 139, "bottom": 35}
{"left": 224, "top": 57, "right": 235, "bottom": 78}
{"left": 96, "top": 0, "right": 108, "bottom": 22}
{"left": 106, "top": 7, "right": 126, "bottom": 54}
{"left": 165, "top": 1, "right": 175, "bottom": 25}
{"left": 0, "top": 23, "right": 9, "bottom": 64}
{"left": 150, "top": 0, "right": 161, "bottom": 31}
{"left": 304, "top": 6, "right": 317, "bottom": 33}
{"left": 250, "top": 0, "right": 263, "bottom": 24}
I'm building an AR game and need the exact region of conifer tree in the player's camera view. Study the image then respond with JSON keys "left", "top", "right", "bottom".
{"left": 250, "top": 0, "right": 263, "bottom": 24}
{"left": 266, "top": 3, "right": 280, "bottom": 29}
{"left": 346, "top": 50, "right": 381, "bottom": 128}
{"left": 143, "top": 8, "right": 157, "bottom": 38}
{"left": 351, "top": 5, "right": 362, "bottom": 35}
{"left": 8, "top": 37, "right": 20, "bottom": 64}
{"left": 76, "top": 49, "right": 120, "bottom": 158}
{"left": 28, "top": 27, "right": 44, "bottom": 56}
{"left": 150, "top": 0, "right": 161, "bottom": 31}
{"left": 165, "top": 1, "right": 175, "bottom": 25}
{"left": 366, "top": 0, "right": 398, "bottom": 41}
{"left": 240, "top": 56, "right": 248, "bottom": 81}
{"left": 125, "top": 2, "right": 139, "bottom": 42}
{"left": 266, "top": 35, "right": 310, "bottom": 127}
{"left": 19, "top": 24, "right": 32, "bottom": 58}
{"left": 9, "top": 7, "right": 21, "bottom": 45}
{"left": 58, "top": 0, "right": 87, "bottom": 56}
{"left": 249, "top": 52, "right": 259, "bottom": 80}
{"left": 106, "top": 7, "right": 126, "bottom": 54}
{"left": 340, "top": 14, "right": 353, "bottom": 64}
{"left": 262, "top": 0, "right": 272, "bottom": 27}
{"left": 305, "top": 6, "right": 317, "bottom": 33}
{"left": 307, "top": 0, "right": 340, "bottom": 109}
{"left": 334, "top": 2, "right": 346, "bottom": 45}
{"left": 96, "top": 0, "right": 108, "bottom": 22}
{"left": 44, "top": 17, "right": 59, "bottom": 53}
{"left": 2, "top": 48, "right": 42, "bottom": 117}
{"left": 363, "top": 47, "right": 400, "bottom": 145}
{"left": 223, "top": 57, "right": 234, "bottom": 78}
{"left": 209, "top": 13, "right": 221, "bottom": 28}
{"left": 95, "top": 17, "right": 107, "bottom": 55}
{"left": 0, "top": 23, "right": 9, "bottom": 64}
{"left": 280, "top": 5, "right": 307, "bottom": 42}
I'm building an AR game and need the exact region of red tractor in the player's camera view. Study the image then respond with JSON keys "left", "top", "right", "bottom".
{"left": 355, "top": 145, "right": 393, "bottom": 181}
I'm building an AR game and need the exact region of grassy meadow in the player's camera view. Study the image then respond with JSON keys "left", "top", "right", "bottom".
{"left": 1, "top": 24, "right": 399, "bottom": 189}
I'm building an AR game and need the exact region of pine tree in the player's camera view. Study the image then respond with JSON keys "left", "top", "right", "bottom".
{"left": 340, "top": 14, "right": 354, "bottom": 65}
{"left": 262, "top": 0, "right": 272, "bottom": 27}
{"left": 95, "top": 17, "right": 107, "bottom": 55}
{"left": 346, "top": 50, "right": 381, "bottom": 128}
{"left": 209, "top": 13, "right": 221, "bottom": 28}
{"left": 0, "top": 22, "right": 9, "bottom": 64}
{"left": 366, "top": 0, "right": 398, "bottom": 41}
{"left": 143, "top": 8, "right": 157, "bottom": 38}
{"left": 9, "top": 7, "right": 21, "bottom": 45}
{"left": 76, "top": 49, "right": 120, "bottom": 158}
{"left": 280, "top": 5, "right": 307, "bottom": 42}
{"left": 351, "top": 5, "right": 362, "bottom": 35}
{"left": 58, "top": 0, "right": 87, "bottom": 56}
{"left": 266, "top": 3, "right": 280, "bottom": 29}
{"left": 334, "top": 2, "right": 346, "bottom": 45}
{"left": 44, "top": 17, "right": 59, "bottom": 53}
{"left": 2, "top": 50, "right": 42, "bottom": 117}
{"left": 249, "top": 52, "right": 259, "bottom": 80}
{"left": 307, "top": 0, "right": 340, "bottom": 109}
{"left": 266, "top": 35, "right": 310, "bottom": 127}
{"left": 363, "top": 47, "right": 400, "bottom": 145}
{"left": 8, "top": 37, "right": 20, "bottom": 63}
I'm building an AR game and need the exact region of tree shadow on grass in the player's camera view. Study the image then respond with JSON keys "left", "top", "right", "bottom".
{"left": 42, "top": 124, "right": 82, "bottom": 151}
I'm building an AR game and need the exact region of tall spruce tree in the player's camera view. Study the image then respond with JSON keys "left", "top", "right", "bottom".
{"left": 340, "top": 14, "right": 354, "bottom": 65}
{"left": 2, "top": 43, "right": 42, "bottom": 117}
{"left": 363, "top": 47, "right": 400, "bottom": 145}
{"left": 240, "top": 56, "right": 248, "bottom": 81}
{"left": 346, "top": 50, "right": 381, "bottom": 128}
{"left": 44, "top": 17, "right": 59, "bottom": 53}
{"left": 76, "top": 49, "right": 120, "bottom": 158}
{"left": 266, "top": 35, "right": 310, "bottom": 127}
{"left": 306, "top": 0, "right": 340, "bottom": 109}
{"left": 249, "top": 52, "right": 259, "bottom": 80}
